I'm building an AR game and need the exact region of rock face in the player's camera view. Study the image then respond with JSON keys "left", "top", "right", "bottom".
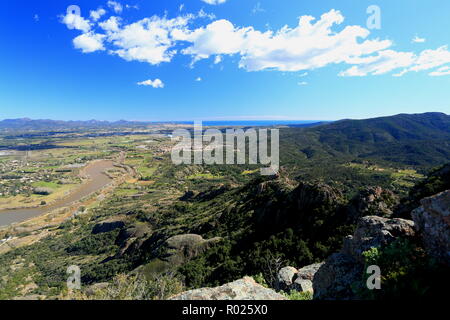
{"left": 293, "top": 182, "right": 343, "bottom": 211}
{"left": 115, "top": 224, "right": 152, "bottom": 256}
{"left": 313, "top": 216, "right": 415, "bottom": 300}
{"left": 412, "top": 190, "right": 450, "bottom": 265}
{"left": 92, "top": 220, "right": 126, "bottom": 234}
{"left": 348, "top": 186, "right": 399, "bottom": 221}
{"left": 170, "top": 277, "right": 287, "bottom": 300}
{"left": 341, "top": 216, "right": 415, "bottom": 264}
{"left": 277, "top": 263, "right": 323, "bottom": 293}
{"left": 162, "top": 234, "right": 222, "bottom": 265}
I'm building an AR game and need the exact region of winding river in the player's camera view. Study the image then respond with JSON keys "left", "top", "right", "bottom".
{"left": 0, "top": 160, "right": 115, "bottom": 227}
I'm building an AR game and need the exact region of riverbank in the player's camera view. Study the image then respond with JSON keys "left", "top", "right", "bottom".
{"left": 0, "top": 160, "right": 116, "bottom": 227}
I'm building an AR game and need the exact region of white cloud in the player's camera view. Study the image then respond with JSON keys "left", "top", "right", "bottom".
{"left": 137, "top": 79, "right": 165, "bottom": 88}
{"left": 108, "top": 15, "right": 192, "bottom": 65}
{"left": 179, "top": 4, "right": 185, "bottom": 12}
{"left": 252, "top": 2, "right": 265, "bottom": 15}
{"left": 73, "top": 33, "right": 105, "bottom": 53}
{"left": 298, "top": 81, "right": 308, "bottom": 85}
{"left": 61, "top": 8, "right": 450, "bottom": 78}
{"left": 90, "top": 8, "right": 106, "bottom": 21}
{"left": 429, "top": 66, "right": 450, "bottom": 76}
{"left": 408, "top": 46, "right": 450, "bottom": 72}
{"left": 99, "top": 16, "right": 122, "bottom": 33}
{"left": 61, "top": 12, "right": 91, "bottom": 33}
{"left": 180, "top": 10, "right": 392, "bottom": 72}
{"left": 340, "top": 46, "right": 450, "bottom": 77}
{"left": 108, "top": 1, "right": 123, "bottom": 14}
{"left": 125, "top": 4, "right": 139, "bottom": 10}
{"left": 339, "top": 50, "right": 416, "bottom": 76}
{"left": 195, "top": 77, "right": 202, "bottom": 81}
{"left": 412, "top": 35, "right": 426, "bottom": 43}
{"left": 201, "top": 0, "right": 227, "bottom": 5}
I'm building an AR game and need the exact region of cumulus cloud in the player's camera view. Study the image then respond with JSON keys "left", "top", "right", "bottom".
{"left": 90, "top": 8, "right": 106, "bottom": 21}
{"left": 179, "top": 10, "right": 392, "bottom": 72}
{"left": 99, "top": 16, "right": 122, "bottom": 33}
{"left": 61, "top": 7, "right": 450, "bottom": 77}
{"left": 73, "top": 32, "right": 105, "bottom": 53}
{"left": 137, "top": 79, "right": 165, "bottom": 88}
{"left": 108, "top": 15, "right": 192, "bottom": 65}
{"left": 61, "top": 12, "right": 91, "bottom": 33}
{"left": 201, "top": 0, "right": 227, "bottom": 5}
{"left": 108, "top": 1, "right": 123, "bottom": 14}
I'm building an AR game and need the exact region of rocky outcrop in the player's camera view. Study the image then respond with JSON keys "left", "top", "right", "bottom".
{"left": 115, "top": 224, "right": 152, "bottom": 256}
{"left": 277, "top": 267, "right": 298, "bottom": 291}
{"left": 348, "top": 186, "right": 399, "bottom": 221}
{"left": 277, "top": 263, "right": 323, "bottom": 293}
{"left": 313, "top": 216, "right": 415, "bottom": 299}
{"left": 92, "top": 219, "right": 126, "bottom": 234}
{"left": 412, "top": 190, "right": 450, "bottom": 265}
{"left": 161, "top": 234, "right": 222, "bottom": 265}
{"left": 293, "top": 182, "right": 343, "bottom": 211}
{"left": 341, "top": 216, "right": 415, "bottom": 263}
{"left": 170, "top": 277, "right": 287, "bottom": 300}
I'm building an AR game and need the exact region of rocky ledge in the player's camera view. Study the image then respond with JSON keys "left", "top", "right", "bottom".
{"left": 170, "top": 277, "right": 287, "bottom": 300}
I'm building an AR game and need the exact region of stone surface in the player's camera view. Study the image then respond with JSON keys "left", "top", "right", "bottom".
{"left": 313, "top": 253, "right": 363, "bottom": 300}
{"left": 297, "top": 263, "right": 324, "bottom": 281}
{"left": 412, "top": 190, "right": 450, "bottom": 265}
{"left": 293, "top": 278, "right": 313, "bottom": 293}
{"left": 170, "top": 277, "right": 287, "bottom": 300}
{"left": 92, "top": 219, "right": 125, "bottom": 234}
{"left": 341, "top": 216, "right": 415, "bottom": 263}
{"left": 314, "top": 216, "right": 415, "bottom": 299}
{"left": 277, "top": 266, "right": 298, "bottom": 290}
{"left": 276, "top": 263, "right": 323, "bottom": 293}
{"left": 348, "top": 186, "right": 399, "bottom": 221}
{"left": 162, "top": 234, "right": 222, "bottom": 265}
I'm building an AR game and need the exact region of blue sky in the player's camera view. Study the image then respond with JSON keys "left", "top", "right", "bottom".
{"left": 1, "top": 0, "right": 450, "bottom": 121}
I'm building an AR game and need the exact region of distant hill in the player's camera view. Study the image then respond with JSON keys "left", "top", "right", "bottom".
{"left": 312, "top": 112, "right": 450, "bottom": 142}
{"left": 281, "top": 112, "right": 450, "bottom": 168}
{"left": 0, "top": 118, "right": 147, "bottom": 131}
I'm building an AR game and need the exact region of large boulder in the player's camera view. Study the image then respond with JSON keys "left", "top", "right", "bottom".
{"left": 170, "top": 277, "right": 287, "bottom": 300}
{"left": 341, "top": 216, "right": 415, "bottom": 263}
{"left": 313, "top": 253, "right": 363, "bottom": 300}
{"left": 277, "top": 263, "right": 323, "bottom": 293}
{"left": 313, "top": 216, "right": 415, "bottom": 299}
{"left": 277, "top": 267, "right": 298, "bottom": 291}
{"left": 412, "top": 190, "right": 450, "bottom": 265}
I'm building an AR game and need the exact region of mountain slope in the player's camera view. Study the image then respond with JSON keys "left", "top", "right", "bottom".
{"left": 281, "top": 112, "right": 450, "bottom": 168}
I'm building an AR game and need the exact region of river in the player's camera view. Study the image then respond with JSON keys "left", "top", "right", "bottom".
{"left": 0, "top": 160, "right": 115, "bottom": 227}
